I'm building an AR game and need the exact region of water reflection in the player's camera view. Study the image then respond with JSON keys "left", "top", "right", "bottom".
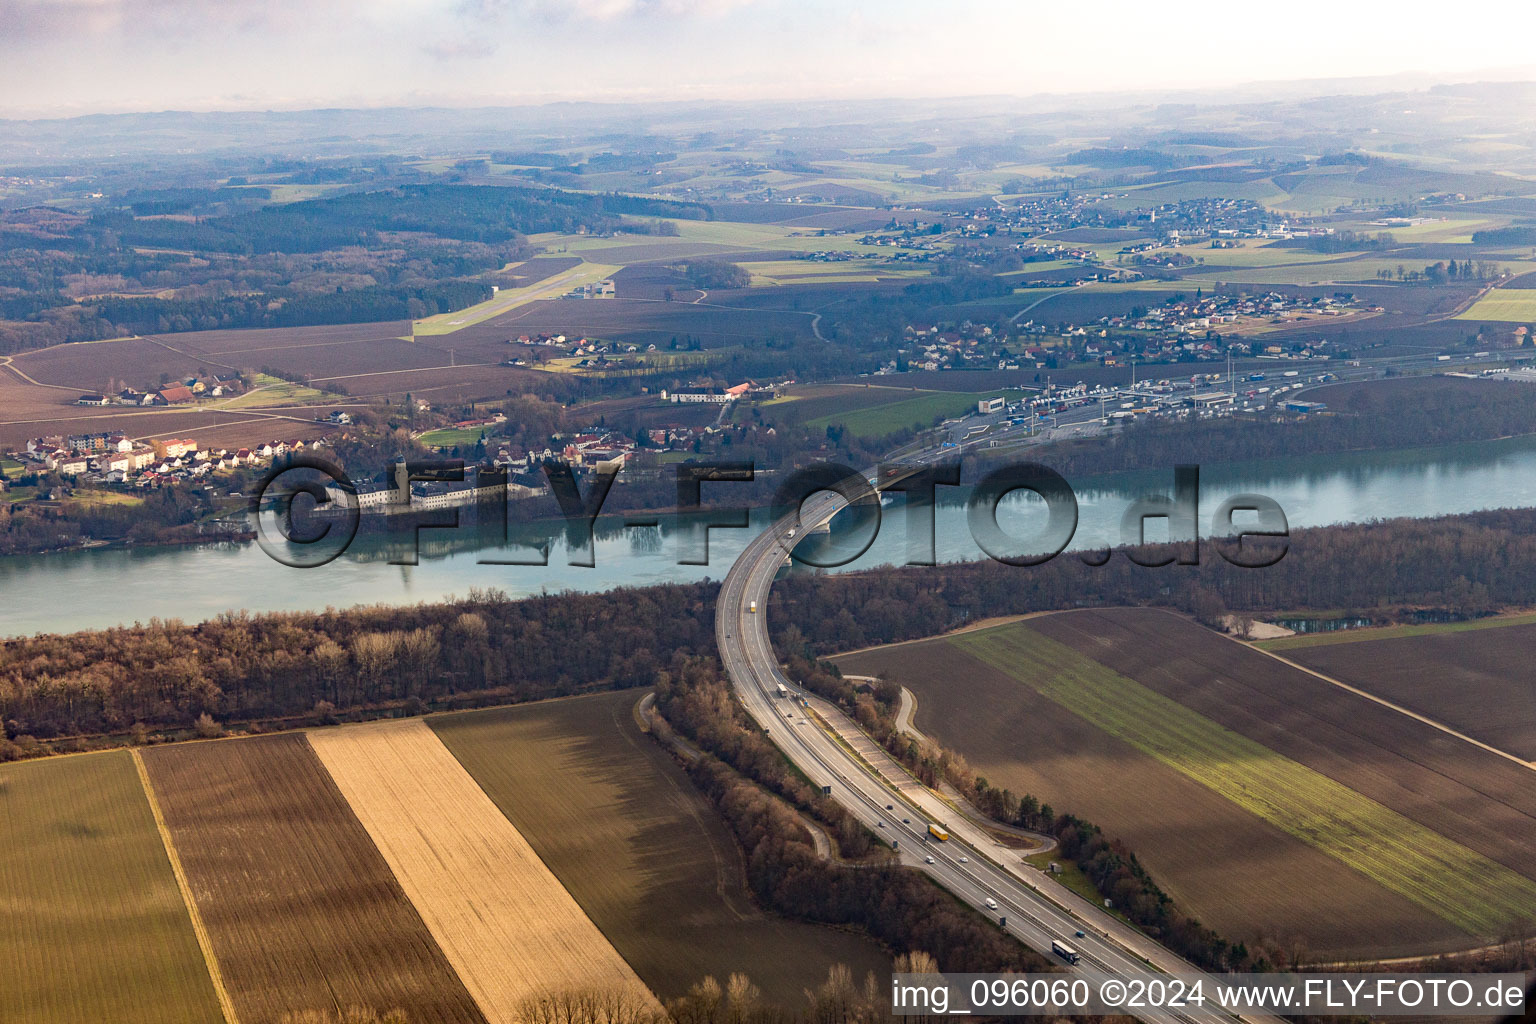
{"left": 5, "top": 434, "right": 1536, "bottom": 637}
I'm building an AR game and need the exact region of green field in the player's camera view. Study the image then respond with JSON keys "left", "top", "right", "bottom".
{"left": 1256, "top": 611, "right": 1536, "bottom": 651}
{"left": 222, "top": 372, "right": 333, "bottom": 408}
{"left": 1456, "top": 288, "right": 1536, "bottom": 322}
{"left": 806, "top": 389, "right": 1009, "bottom": 436}
{"left": 738, "top": 258, "right": 929, "bottom": 286}
{"left": 1173, "top": 244, "right": 1365, "bottom": 270}
{"left": 952, "top": 625, "right": 1536, "bottom": 935}
{"left": 63, "top": 489, "right": 146, "bottom": 509}
{"left": 416, "top": 426, "right": 488, "bottom": 448}
{"left": 0, "top": 751, "right": 222, "bottom": 1024}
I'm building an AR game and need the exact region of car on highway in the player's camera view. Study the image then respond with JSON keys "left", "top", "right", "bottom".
{"left": 902, "top": 817, "right": 910, "bottom": 824}
{"left": 959, "top": 855, "right": 968, "bottom": 863}
{"left": 925, "top": 855, "right": 935, "bottom": 864}
{"left": 877, "top": 821, "right": 885, "bottom": 828}
{"left": 886, "top": 804, "right": 893, "bottom": 810}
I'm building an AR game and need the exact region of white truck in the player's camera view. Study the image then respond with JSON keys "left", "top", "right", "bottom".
{"left": 748, "top": 601, "right": 757, "bottom": 613}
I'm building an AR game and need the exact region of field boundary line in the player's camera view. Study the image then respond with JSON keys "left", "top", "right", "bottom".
{"left": 831, "top": 611, "right": 1056, "bottom": 658}
{"left": 130, "top": 748, "right": 241, "bottom": 1024}
{"left": 1207, "top": 620, "right": 1536, "bottom": 772}
{"left": 1039, "top": 606, "right": 1536, "bottom": 772}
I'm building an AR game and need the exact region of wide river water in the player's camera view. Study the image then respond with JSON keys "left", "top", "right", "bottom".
{"left": 6, "top": 435, "right": 1536, "bottom": 638}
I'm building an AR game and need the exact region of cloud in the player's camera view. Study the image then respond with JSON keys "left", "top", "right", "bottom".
{"left": 455, "top": 0, "right": 754, "bottom": 24}
{"left": 420, "top": 0, "right": 754, "bottom": 61}
{"left": 0, "top": 0, "right": 360, "bottom": 42}
{"left": 421, "top": 35, "right": 499, "bottom": 60}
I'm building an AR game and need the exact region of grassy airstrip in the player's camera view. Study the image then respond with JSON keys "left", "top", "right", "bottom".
{"left": 413, "top": 259, "right": 623, "bottom": 336}
{"left": 953, "top": 624, "right": 1536, "bottom": 936}
{"left": 0, "top": 751, "right": 223, "bottom": 1024}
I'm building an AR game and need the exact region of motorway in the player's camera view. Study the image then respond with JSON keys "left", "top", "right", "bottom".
{"left": 716, "top": 477, "right": 1282, "bottom": 1024}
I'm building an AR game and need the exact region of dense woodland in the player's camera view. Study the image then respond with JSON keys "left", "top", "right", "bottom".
{"left": 0, "top": 184, "right": 706, "bottom": 351}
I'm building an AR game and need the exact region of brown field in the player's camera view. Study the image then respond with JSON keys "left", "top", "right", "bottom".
{"left": 1027, "top": 609, "right": 1536, "bottom": 882}
{"left": 246, "top": 337, "right": 450, "bottom": 378}
{"left": 142, "top": 320, "right": 414, "bottom": 358}
{"left": 0, "top": 403, "right": 342, "bottom": 451}
{"left": 0, "top": 349, "right": 349, "bottom": 449}
{"left": 835, "top": 638, "right": 1464, "bottom": 958}
{"left": 313, "top": 364, "right": 546, "bottom": 401}
{"left": 1278, "top": 622, "right": 1536, "bottom": 761}
{"left": 15, "top": 336, "right": 236, "bottom": 389}
{"left": 438, "top": 296, "right": 817, "bottom": 354}
{"left": 309, "top": 718, "right": 657, "bottom": 1023}
{"left": 429, "top": 690, "right": 891, "bottom": 1002}
{"left": 140, "top": 733, "right": 486, "bottom": 1024}
{"left": 21, "top": 325, "right": 457, "bottom": 391}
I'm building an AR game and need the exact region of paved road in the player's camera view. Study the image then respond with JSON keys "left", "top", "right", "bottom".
{"left": 716, "top": 475, "right": 1281, "bottom": 1024}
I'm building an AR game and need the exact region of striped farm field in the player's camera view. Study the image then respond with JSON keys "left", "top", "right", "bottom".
{"left": 1269, "top": 616, "right": 1536, "bottom": 760}
{"left": 0, "top": 750, "right": 223, "bottom": 1024}
{"left": 309, "top": 717, "right": 657, "bottom": 1024}
{"left": 1456, "top": 288, "right": 1536, "bottom": 322}
{"left": 836, "top": 634, "right": 1463, "bottom": 957}
{"left": 140, "top": 733, "right": 484, "bottom": 1024}
{"left": 953, "top": 624, "right": 1536, "bottom": 936}
{"left": 429, "top": 690, "right": 891, "bottom": 1002}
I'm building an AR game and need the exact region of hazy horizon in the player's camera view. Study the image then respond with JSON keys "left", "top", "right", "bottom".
{"left": 4, "top": 0, "right": 1536, "bottom": 118}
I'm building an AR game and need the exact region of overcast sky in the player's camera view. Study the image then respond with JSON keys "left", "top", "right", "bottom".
{"left": 3, "top": 0, "right": 1535, "bottom": 118}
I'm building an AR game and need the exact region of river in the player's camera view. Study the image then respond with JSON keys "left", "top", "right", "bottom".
{"left": 5, "top": 436, "right": 1536, "bottom": 638}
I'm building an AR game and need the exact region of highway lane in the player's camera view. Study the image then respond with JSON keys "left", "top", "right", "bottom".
{"left": 716, "top": 479, "right": 1281, "bottom": 1024}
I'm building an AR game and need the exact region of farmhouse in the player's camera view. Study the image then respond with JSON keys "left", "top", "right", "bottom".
{"left": 157, "top": 385, "right": 194, "bottom": 405}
